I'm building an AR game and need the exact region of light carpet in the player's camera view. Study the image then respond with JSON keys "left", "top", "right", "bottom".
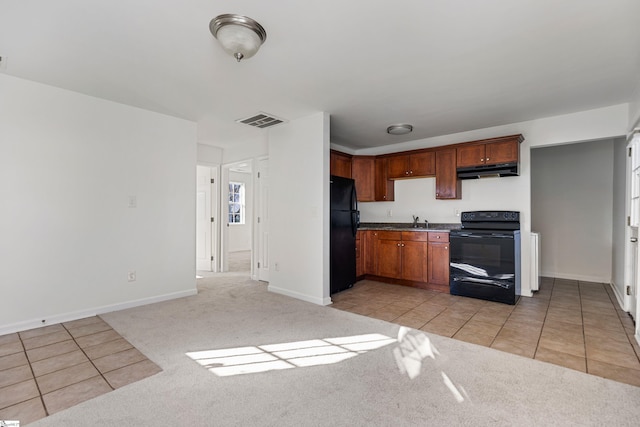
{"left": 31, "top": 274, "right": 640, "bottom": 426}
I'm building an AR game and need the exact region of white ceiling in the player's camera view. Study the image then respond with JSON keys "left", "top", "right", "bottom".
{"left": 1, "top": 0, "right": 639, "bottom": 150}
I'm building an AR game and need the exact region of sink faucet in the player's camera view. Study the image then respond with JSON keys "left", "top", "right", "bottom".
{"left": 412, "top": 215, "right": 419, "bottom": 228}
{"left": 424, "top": 219, "right": 429, "bottom": 229}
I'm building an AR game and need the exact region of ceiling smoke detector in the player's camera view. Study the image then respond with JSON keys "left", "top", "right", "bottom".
{"left": 387, "top": 124, "right": 413, "bottom": 135}
{"left": 236, "top": 112, "right": 287, "bottom": 129}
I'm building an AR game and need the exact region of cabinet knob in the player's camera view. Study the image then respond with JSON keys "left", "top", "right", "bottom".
{"left": 445, "top": 246, "right": 448, "bottom": 250}
{"left": 486, "top": 157, "right": 490, "bottom": 161}
{"left": 436, "top": 235, "right": 440, "bottom": 239}
{"left": 405, "top": 171, "right": 409, "bottom": 175}
{"left": 409, "top": 170, "right": 413, "bottom": 174}
{"left": 397, "top": 243, "right": 401, "bottom": 247}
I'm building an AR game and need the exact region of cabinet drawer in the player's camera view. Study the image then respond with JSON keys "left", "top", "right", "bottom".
{"left": 401, "top": 231, "right": 428, "bottom": 242}
{"left": 377, "top": 230, "right": 402, "bottom": 240}
{"left": 428, "top": 232, "right": 449, "bottom": 243}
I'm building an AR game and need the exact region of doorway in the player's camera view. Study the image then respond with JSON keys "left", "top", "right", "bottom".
{"left": 221, "top": 160, "right": 254, "bottom": 274}
{"left": 196, "top": 165, "right": 218, "bottom": 272}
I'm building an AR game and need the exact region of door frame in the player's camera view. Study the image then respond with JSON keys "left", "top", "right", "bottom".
{"left": 624, "top": 130, "right": 640, "bottom": 344}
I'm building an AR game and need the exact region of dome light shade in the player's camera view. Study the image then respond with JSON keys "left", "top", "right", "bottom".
{"left": 210, "top": 14, "right": 267, "bottom": 62}
{"left": 387, "top": 124, "right": 413, "bottom": 135}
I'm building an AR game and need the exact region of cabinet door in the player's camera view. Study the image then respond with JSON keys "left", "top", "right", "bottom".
{"left": 387, "top": 154, "right": 410, "bottom": 179}
{"left": 402, "top": 240, "right": 428, "bottom": 282}
{"left": 428, "top": 242, "right": 450, "bottom": 286}
{"left": 485, "top": 139, "right": 519, "bottom": 165}
{"left": 352, "top": 156, "right": 375, "bottom": 202}
{"left": 456, "top": 144, "right": 486, "bottom": 167}
{"left": 374, "top": 158, "right": 394, "bottom": 201}
{"left": 376, "top": 239, "right": 402, "bottom": 278}
{"left": 409, "top": 152, "right": 436, "bottom": 177}
{"left": 355, "top": 231, "right": 363, "bottom": 277}
{"left": 331, "top": 151, "right": 352, "bottom": 178}
{"left": 363, "top": 231, "right": 377, "bottom": 274}
{"left": 435, "top": 149, "right": 461, "bottom": 199}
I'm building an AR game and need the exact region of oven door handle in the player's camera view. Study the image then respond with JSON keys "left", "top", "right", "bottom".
{"left": 451, "top": 233, "right": 514, "bottom": 239}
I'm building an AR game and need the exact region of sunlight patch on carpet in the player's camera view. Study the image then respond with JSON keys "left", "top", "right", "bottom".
{"left": 186, "top": 333, "right": 396, "bottom": 377}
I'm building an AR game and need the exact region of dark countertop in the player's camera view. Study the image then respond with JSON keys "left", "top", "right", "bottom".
{"left": 358, "top": 222, "right": 461, "bottom": 232}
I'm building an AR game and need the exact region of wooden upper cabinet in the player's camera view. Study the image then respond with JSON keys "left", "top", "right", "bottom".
{"left": 456, "top": 135, "right": 521, "bottom": 168}
{"left": 351, "top": 156, "right": 375, "bottom": 202}
{"left": 456, "top": 144, "right": 486, "bottom": 168}
{"left": 435, "top": 149, "right": 461, "bottom": 199}
{"left": 374, "top": 158, "right": 395, "bottom": 201}
{"left": 387, "top": 152, "right": 435, "bottom": 179}
{"left": 387, "top": 154, "right": 410, "bottom": 179}
{"left": 485, "top": 139, "right": 519, "bottom": 165}
{"left": 330, "top": 150, "right": 352, "bottom": 178}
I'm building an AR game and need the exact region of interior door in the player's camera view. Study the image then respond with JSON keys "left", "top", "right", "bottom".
{"left": 626, "top": 135, "right": 640, "bottom": 320}
{"left": 196, "top": 166, "right": 213, "bottom": 271}
{"left": 256, "top": 158, "right": 270, "bottom": 281}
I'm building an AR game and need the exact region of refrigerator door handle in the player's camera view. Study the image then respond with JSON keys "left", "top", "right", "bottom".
{"left": 351, "top": 211, "right": 358, "bottom": 237}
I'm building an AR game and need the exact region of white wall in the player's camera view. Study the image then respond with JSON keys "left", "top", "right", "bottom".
{"left": 228, "top": 171, "right": 252, "bottom": 252}
{"left": 0, "top": 74, "right": 197, "bottom": 334}
{"left": 531, "top": 140, "right": 614, "bottom": 283}
{"left": 197, "top": 143, "right": 222, "bottom": 166}
{"left": 268, "top": 112, "right": 330, "bottom": 305}
{"left": 355, "top": 104, "right": 629, "bottom": 296}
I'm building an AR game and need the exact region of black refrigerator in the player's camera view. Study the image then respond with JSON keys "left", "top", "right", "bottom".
{"left": 330, "top": 175, "right": 359, "bottom": 294}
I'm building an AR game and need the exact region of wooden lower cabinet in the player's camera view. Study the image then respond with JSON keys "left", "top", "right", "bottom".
{"left": 356, "top": 231, "right": 363, "bottom": 277}
{"left": 427, "top": 232, "right": 450, "bottom": 286}
{"left": 375, "top": 231, "right": 402, "bottom": 278}
{"left": 356, "top": 229, "right": 450, "bottom": 292}
{"left": 401, "top": 236, "right": 428, "bottom": 283}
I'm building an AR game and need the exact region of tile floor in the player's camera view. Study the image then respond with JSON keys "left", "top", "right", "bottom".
{"left": 331, "top": 277, "right": 640, "bottom": 387}
{"left": 0, "top": 316, "right": 161, "bottom": 425}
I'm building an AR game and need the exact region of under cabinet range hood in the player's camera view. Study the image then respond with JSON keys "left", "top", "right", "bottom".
{"left": 456, "top": 162, "right": 519, "bottom": 179}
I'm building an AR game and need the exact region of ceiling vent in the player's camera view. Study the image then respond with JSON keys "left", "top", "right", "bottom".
{"left": 236, "top": 112, "right": 287, "bottom": 129}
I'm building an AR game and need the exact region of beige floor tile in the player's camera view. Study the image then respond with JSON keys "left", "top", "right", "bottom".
{"left": 0, "top": 397, "right": 47, "bottom": 425}
{"left": 84, "top": 338, "right": 136, "bottom": 360}
{"left": 35, "top": 361, "right": 100, "bottom": 394}
{"left": 469, "top": 310, "right": 510, "bottom": 326}
{"left": 491, "top": 337, "right": 537, "bottom": 358}
{"left": 31, "top": 350, "right": 89, "bottom": 377}
{"left": 26, "top": 339, "right": 80, "bottom": 363}
{"left": 403, "top": 307, "right": 444, "bottom": 323}
{"left": 0, "top": 364, "right": 33, "bottom": 389}
{"left": 394, "top": 315, "right": 428, "bottom": 330}
{"left": 22, "top": 331, "right": 72, "bottom": 351}
{"left": 0, "top": 379, "right": 39, "bottom": 410}
{"left": 368, "top": 310, "right": 402, "bottom": 322}
{"left": 92, "top": 348, "right": 146, "bottom": 374}
{"left": 545, "top": 311, "right": 582, "bottom": 326}
{"left": 0, "top": 340, "right": 24, "bottom": 358}
{"left": 457, "top": 319, "right": 502, "bottom": 337}
{"left": 67, "top": 321, "right": 113, "bottom": 339}
{"left": 75, "top": 330, "right": 121, "bottom": 349}
{"left": 585, "top": 346, "right": 640, "bottom": 370}
{"left": 538, "top": 335, "right": 585, "bottom": 358}
{"left": 584, "top": 334, "right": 637, "bottom": 355}
{"left": 541, "top": 319, "right": 583, "bottom": 336}
{"left": 583, "top": 315, "right": 625, "bottom": 333}
{"left": 103, "top": 359, "right": 162, "bottom": 389}
{"left": 0, "top": 333, "right": 20, "bottom": 346}
{"left": 534, "top": 347, "right": 586, "bottom": 372}
{"left": 18, "top": 324, "right": 66, "bottom": 341}
{"left": 62, "top": 316, "right": 103, "bottom": 330}
{"left": 587, "top": 359, "right": 640, "bottom": 387}
{"left": 0, "top": 351, "right": 29, "bottom": 371}
{"left": 420, "top": 321, "right": 461, "bottom": 338}
{"left": 42, "top": 376, "right": 112, "bottom": 415}
{"left": 494, "top": 325, "right": 541, "bottom": 346}
{"left": 453, "top": 329, "right": 495, "bottom": 347}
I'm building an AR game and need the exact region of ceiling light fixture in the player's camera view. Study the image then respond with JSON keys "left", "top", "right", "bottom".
{"left": 209, "top": 14, "right": 267, "bottom": 62}
{"left": 387, "top": 124, "right": 413, "bottom": 135}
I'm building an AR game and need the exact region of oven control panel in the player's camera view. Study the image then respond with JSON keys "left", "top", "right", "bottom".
{"left": 461, "top": 211, "right": 519, "bottom": 222}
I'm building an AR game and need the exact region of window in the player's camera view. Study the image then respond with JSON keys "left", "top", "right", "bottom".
{"left": 228, "top": 182, "right": 245, "bottom": 224}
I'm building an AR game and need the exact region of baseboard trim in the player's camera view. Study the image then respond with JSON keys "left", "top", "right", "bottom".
{"left": 609, "top": 281, "right": 626, "bottom": 311}
{"left": 267, "top": 285, "right": 331, "bottom": 306}
{"left": 540, "top": 271, "right": 610, "bottom": 284}
{"left": 0, "top": 288, "right": 197, "bottom": 336}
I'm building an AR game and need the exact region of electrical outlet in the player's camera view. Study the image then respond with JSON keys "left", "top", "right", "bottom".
{"left": 455, "top": 209, "right": 460, "bottom": 217}
{"left": 387, "top": 209, "right": 393, "bottom": 217}
{"left": 274, "top": 262, "right": 279, "bottom": 271}
{"left": 0, "top": 56, "right": 6, "bottom": 71}
{"left": 128, "top": 271, "right": 137, "bottom": 282}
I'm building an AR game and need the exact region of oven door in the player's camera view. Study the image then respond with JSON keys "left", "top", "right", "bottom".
{"left": 449, "top": 230, "right": 520, "bottom": 304}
